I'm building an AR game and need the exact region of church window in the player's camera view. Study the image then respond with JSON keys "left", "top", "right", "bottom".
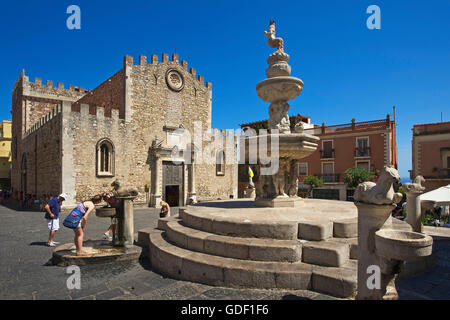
{"left": 96, "top": 139, "right": 114, "bottom": 177}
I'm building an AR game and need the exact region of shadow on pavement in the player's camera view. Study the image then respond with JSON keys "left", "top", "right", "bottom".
{"left": 194, "top": 200, "right": 255, "bottom": 209}
{"left": 281, "top": 294, "right": 312, "bottom": 300}
{"left": 29, "top": 241, "right": 49, "bottom": 246}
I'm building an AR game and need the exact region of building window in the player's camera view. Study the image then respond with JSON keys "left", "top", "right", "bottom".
{"left": 216, "top": 150, "right": 225, "bottom": 176}
{"left": 356, "top": 160, "right": 370, "bottom": 171}
{"left": 96, "top": 139, "right": 115, "bottom": 177}
{"left": 321, "top": 162, "right": 336, "bottom": 183}
{"left": 356, "top": 137, "right": 370, "bottom": 157}
{"left": 298, "top": 162, "right": 308, "bottom": 176}
{"left": 321, "top": 140, "right": 334, "bottom": 159}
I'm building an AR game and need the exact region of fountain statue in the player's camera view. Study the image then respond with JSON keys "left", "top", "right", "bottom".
{"left": 247, "top": 21, "right": 319, "bottom": 207}
{"left": 354, "top": 167, "right": 433, "bottom": 300}
{"left": 403, "top": 175, "right": 426, "bottom": 232}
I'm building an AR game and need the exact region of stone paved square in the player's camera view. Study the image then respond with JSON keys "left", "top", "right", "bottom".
{"left": 1, "top": 203, "right": 449, "bottom": 301}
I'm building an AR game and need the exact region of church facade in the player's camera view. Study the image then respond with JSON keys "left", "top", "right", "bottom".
{"left": 11, "top": 53, "right": 238, "bottom": 208}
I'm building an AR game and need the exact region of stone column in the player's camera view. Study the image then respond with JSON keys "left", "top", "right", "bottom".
{"left": 403, "top": 177, "right": 426, "bottom": 233}
{"left": 356, "top": 202, "right": 396, "bottom": 300}
{"left": 115, "top": 196, "right": 136, "bottom": 248}
{"left": 406, "top": 190, "right": 424, "bottom": 233}
{"left": 188, "top": 163, "right": 196, "bottom": 202}
{"left": 153, "top": 153, "right": 162, "bottom": 207}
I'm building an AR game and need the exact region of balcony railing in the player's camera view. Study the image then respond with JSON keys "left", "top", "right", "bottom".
{"left": 316, "top": 174, "right": 340, "bottom": 183}
{"left": 320, "top": 149, "right": 335, "bottom": 159}
{"left": 424, "top": 168, "right": 450, "bottom": 179}
{"left": 355, "top": 147, "right": 371, "bottom": 157}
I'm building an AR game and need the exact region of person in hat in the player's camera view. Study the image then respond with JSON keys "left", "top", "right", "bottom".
{"left": 44, "top": 193, "right": 67, "bottom": 247}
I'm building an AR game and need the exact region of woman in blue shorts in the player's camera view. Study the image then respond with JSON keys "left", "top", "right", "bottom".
{"left": 65, "top": 195, "right": 102, "bottom": 256}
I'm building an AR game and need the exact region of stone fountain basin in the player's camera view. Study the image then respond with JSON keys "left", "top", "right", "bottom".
{"left": 244, "top": 132, "right": 319, "bottom": 160}
{"left": 95, "top": 207, "right": 116, "bottom": 218}
{"left": 375, "top": 229, "right": 433, "bottom": 261}
{"left": 256, "top": 76, "right": 303, "bottom": 103}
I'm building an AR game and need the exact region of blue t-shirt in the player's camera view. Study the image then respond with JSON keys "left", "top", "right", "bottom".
{"left": 45, "top": 197, "right": 60, "bottom": 219}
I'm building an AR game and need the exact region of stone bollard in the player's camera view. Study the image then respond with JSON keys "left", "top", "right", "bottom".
{"left": 114, "top": 196, "right": 136, "bottom": 248}
{"left": 406, "top": 191, "right": 423, "bottom": 232}
{"left": 403, "top": 176, "right": 426, "bottom": 233}
{"left": 356, "top": 202, "right": 397, "bottom": 300}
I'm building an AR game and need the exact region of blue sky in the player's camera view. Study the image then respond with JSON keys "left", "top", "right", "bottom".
{"left": 1, "top": 0, "right": 449, "bottom": 180}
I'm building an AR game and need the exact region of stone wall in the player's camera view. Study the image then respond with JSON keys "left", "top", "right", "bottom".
{"left": 61, "top": 103, "right": 133, "bottom": 206}
{"left": 20, "top": 112, "right": 62, "bottom": 197}
{"left": 11, "top": 71, "right": 87, "bottom": 197}
{"left": 75, "top": 70, "right": 124, "bottom": 118}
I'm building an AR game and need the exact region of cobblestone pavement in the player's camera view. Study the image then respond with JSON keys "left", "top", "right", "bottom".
{"left": 0, "top": 203, "right": 449, "bottom": 300}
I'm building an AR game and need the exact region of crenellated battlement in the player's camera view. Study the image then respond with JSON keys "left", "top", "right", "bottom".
{"left": 17, "top": 70, "right": 89, "bottom": 101}
{"left": 124, "top": 53, "right": 211, "bottom": 89}
{"left": 24, "top": 100, "right": 123, "bottom": 139}
{"left": 71, "top": 102, "right": 121, "bottom": 120}
{"left": 211, "top": 128, "right": 239, "bottom": 145}
{"left": 24, "top": 104, "right": 62, "bottom": 138}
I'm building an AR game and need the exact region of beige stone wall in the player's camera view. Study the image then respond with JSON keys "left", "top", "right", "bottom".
{"left": 11, "top": 71, "right": 85, "bottom": 197}
{"left": 62, "top": 104, "right": 134, "bottom": 205}
{"left": 195, "top": 163, "right": 237, "bottom": 200}
{"left": 19, "top": 113, "right": 62, "bottom": 197}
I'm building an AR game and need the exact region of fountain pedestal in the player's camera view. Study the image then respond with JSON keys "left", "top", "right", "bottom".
{"left": 356, "top": 202, "right": 397, "bottom": 300}
{"left": 403, "top": 176, "right": 426, "bottom": 233}
{"left": 114, "top": 196, "right": 136, "bottom": 248}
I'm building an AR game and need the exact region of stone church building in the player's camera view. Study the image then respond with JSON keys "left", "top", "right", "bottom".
{"left": 11, "top": 53, "right": 238, "bottom": 208}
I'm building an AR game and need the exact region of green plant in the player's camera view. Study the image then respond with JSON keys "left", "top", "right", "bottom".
{"left": 344, "top": 167, "right": 378, "bottom": 189}
{"left": 303, "top": 176, "right": 324, "bottom": 188}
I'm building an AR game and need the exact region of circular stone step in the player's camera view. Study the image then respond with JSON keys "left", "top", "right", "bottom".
{"left": 180, "top": 208, "right": 298, "bottom": 240}
{"left": 165, "top": 220, "right": 302, "bottom": 262}
{"left": 148, "top": 229, "right": 357, "bottom": 298}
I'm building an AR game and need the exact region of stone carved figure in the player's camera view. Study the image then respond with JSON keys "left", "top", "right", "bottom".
{"left": 273, "top": 159, "right": 289, "bottom": 198}
{"left": 268, "top": 102, "right": 290, "bottom": 133}
{"left": 402, "top": 175, "right": 425, "bottom": 193}
{"left": 264, "top": 20, "right": 284, "bottom": 53}
{"left": 110, "top": 179, "right": 139, "bottom": 198}
{"left": 294, "top": 120, "right": 305, "bottom": 133}
{"left": 151, "top": 136, "right": 163, "bottom": 149}
{"left": 354, "top": 166, "right": 403, "bottom": 205}
{"left": 288, "top": 159, "right": 299, "bottom": 196}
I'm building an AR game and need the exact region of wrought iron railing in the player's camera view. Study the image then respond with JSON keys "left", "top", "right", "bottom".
{"left": 316, "top": 173, "right": 340, "bottom": 183}
{"left": 320, "top": 149, "right": 335, "bottom": 159}
{"left": 355, "top": 147, "right": 371, "bottom": 157}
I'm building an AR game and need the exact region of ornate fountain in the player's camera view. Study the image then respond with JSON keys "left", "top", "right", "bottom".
{"left": 354, "top": 166, "right": 433, "bottom": 300}
{"left": 247, "top": 21, "right": 319, "bottom": 207}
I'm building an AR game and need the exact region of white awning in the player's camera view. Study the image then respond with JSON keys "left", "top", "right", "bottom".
{"left": 419, "top": 184, "right": 450, "bottom": 207}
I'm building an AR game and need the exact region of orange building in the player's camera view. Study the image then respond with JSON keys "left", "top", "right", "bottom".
{"left": 410, "top": 121, "right": 450, "bottom": 191}
{"left": 239, "top": 114, "right": 397, "bottom": 200}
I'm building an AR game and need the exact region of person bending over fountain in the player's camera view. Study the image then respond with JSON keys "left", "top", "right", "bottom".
{"left": 62, "top": 195, "right": 102, "bottom": 256}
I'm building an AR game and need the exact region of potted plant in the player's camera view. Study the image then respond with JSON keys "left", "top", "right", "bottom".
{"left": 344, "top": 167, "right": 378, "bottom": 201}
{"left": 303, "top": 175, "right": 324, "bottom": 198}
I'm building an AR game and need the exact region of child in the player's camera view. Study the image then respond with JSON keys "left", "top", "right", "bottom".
{"left": 102, "top": 192, "right": 119, "bottom": 239}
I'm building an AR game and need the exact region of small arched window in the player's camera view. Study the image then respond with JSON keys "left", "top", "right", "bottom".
{"left": 216, "top": 150, "right": 225, "bottom": 176}
{"left": 96, "top": 139, "right": 115, "bottom": 177}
